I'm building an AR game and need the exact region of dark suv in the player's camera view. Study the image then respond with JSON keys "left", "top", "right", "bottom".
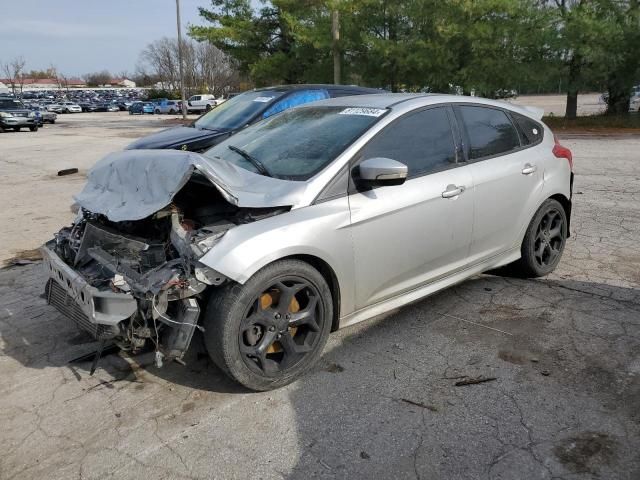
{"left": 126, "top": 84, "right": 383, "bottom": 152}
{"left": 0, "top": 98, "right": 39, "bottom": 132}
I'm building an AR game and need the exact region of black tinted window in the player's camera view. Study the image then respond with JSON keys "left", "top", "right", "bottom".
{"left": 360, "top": 107, "right": 456, "bottom": 177}
{"left": 512, "top": 112, "right": 543, "bottom": 145}
{"left": 459, "top": 106, "right": 520, "bottom": 159}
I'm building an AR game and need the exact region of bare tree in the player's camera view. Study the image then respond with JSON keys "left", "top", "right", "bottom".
{"left": 2, "top": 56, "right": 26, "bottom": 96}
{"left": 83, "top": 70, "right": 113, "bottom": 87}
{"left": 137, "top": 37, "right": 240, "bottom": 96}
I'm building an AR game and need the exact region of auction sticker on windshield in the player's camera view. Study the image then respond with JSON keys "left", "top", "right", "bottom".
{"left": 253, "top": 96, "right": 275, "bottom": 103}
{"left": 339, "top": 107, "right": 386, "bottom": 117}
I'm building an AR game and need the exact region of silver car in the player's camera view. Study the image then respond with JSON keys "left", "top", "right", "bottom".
{"left": 41, "top": 94, "right": 573, "bottom": 390}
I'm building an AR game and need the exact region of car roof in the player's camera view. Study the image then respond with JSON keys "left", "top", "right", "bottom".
{"left": 252, "top": 84, "right": 383, "bottom": 94}
{"left": 308, "top": 93, "right": 543, "bottom": 119}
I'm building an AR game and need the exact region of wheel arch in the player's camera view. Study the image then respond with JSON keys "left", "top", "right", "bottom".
{"left": 549, "top": 193, "right": 572, "bottom": 237}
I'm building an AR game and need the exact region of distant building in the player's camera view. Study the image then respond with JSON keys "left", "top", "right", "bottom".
{"left": 0, "top": 81, "right": 9, "bottom": 94}
{"left": 108, "top": 78, "right": 136, "bottom": 88}
{"left": 0, "top": 78, "right": 87, "bottom": 90}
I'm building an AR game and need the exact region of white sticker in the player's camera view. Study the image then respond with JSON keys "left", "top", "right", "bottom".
{"left": 253, "top": 96, "right": 275, "bottom": 103}
{"left": 532, "top": 128, "right": 539, "bottom": 135}
{"left": 339, "top": 107, "right": 386, "bottom": 117}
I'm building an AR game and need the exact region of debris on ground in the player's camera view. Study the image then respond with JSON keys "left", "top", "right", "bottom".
{"left": 3, "top": 248, "right": 43, "bottom": 268}
{"left": 400, "top": 398, "right": 438, "bottom": 411}
{"left": 324, "top": 362, "right": 345, "bottom": 373}
{"left": 454, "top": 376, "right": 497, "bottom": 387}
{"left": 57, "top": 168, "right": 79, "bottom": 176}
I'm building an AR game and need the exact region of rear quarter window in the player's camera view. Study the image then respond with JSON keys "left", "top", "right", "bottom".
{"left": 458, "top": 105, "right": 521, "bottom": 160}
{"left": 511, "top": 112, "right": 543, "bottom": 146}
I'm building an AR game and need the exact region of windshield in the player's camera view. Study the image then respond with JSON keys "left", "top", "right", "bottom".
{"left": 203, "top": 106, "right": 387, "bottom": 181}
{"left": 0, "top": 100, "right": 25, "bottom": 110}
{"left": 194, "top": 90, "right": 285, "bottom": 131}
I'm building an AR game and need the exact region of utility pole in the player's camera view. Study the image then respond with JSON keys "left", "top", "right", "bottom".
{"left": 176, "top": 0, "right": 187, "bottom": 119}
{"left": 331, "top": 9, "right": 340, "bottom": 85}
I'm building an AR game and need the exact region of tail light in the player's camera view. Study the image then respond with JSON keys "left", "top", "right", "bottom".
{"left": 552, "top": 135, "right": 573, "bottom": 171}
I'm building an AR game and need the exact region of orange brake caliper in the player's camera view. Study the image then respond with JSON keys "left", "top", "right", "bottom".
{"left": 261, "top": 290, "right": 300, "bottom": 354}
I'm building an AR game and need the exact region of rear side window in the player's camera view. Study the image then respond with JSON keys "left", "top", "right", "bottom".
{"left": 359, "top": 107, "right": 456, "bottom": 177}
{"left": 458, "top": 106, "right": 520, "bottom": 159}
{"left": 511, "top": 112, "right": 543, "bottom": 145}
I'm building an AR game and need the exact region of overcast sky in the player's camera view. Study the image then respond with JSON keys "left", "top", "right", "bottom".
{"left": 0, "top": 0, "right": 209, "bottom": 76}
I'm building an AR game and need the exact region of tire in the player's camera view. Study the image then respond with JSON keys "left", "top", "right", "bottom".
{"left": 511, "top": 198, "right": 567, "bottom": 278}
{"left": 155, "top": 109, "right": 160, "bottom": 114}
{"left": 29, "top": 125, "right": 38, "bottom": 132}
{"left": 169, "top": 109, "right": 176, "bottom": 114}
{"left": 51, "top": 119, "right": 56, "bottom": 124}
{"left": 13, "top": 127, "right": 20, "bottom": 132}
{"left": 205, "top": 104, "right": 212, "bottom": 112}
{"left": 204, "top": 259, "right": 333, "bottom": 391}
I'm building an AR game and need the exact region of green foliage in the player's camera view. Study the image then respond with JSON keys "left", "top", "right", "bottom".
{"left": 190, "top": 0, "right": 639, "bottom": 112}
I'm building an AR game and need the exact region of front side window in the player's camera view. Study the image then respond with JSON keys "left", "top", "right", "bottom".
{"left": 359, "top": 107, "right": 456, "bottom": 177}
{"left": 458, "top": 106, "right": 520, "bottom": 159}
{"left": 203, "top": 106, "right": 386, "bottom": 180}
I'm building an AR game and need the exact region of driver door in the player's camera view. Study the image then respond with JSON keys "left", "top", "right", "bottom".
{"left": 348, "top": 106, "right": 474, "bottom": 309}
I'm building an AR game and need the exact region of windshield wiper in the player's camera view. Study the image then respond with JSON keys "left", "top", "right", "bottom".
{"left": 228, "top": 145, "right": 272, "bottom": 177}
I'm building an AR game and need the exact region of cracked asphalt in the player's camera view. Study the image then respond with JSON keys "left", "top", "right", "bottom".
{"left": 1, "top": 128, "right": 639, "bottom": 479}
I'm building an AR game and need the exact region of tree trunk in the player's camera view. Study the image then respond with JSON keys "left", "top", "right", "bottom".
{"left": 565, "top": 56, "right": 581, "bottom": 119}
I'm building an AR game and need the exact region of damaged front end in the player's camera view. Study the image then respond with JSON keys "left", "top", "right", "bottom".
{"left": 42, "top": 150, "right": 292, "bottom": 366}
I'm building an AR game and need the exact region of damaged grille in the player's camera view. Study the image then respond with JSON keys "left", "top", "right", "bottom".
{"left": 45, "top": 279, "right": 116, "bottom": 340}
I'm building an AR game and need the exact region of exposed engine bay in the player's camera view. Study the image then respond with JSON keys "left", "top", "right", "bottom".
{"left": 44, "top": 171, "right": 288, "bottom": 366}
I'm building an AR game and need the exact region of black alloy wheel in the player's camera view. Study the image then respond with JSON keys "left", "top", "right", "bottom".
{"left": 204, "top": 259, "right": 332, "bottom": 391}
{"left": 238, "top": 277, "right": 324, "bottom": 376}
{"left": 513, "top": 198, "right": 567, "bottom": 278}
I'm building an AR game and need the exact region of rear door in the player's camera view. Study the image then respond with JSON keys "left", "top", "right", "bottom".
{"left": 348, "top": 106, "right": 474, "bottom": 309}
{"left": 454, "top": 104, "right": 544, "bottom": 262}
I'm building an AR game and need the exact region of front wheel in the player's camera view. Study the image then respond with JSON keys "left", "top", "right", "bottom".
{"left": 204, "top": 260, "right": 333, "bottom": 391}
{"left": 512, "top": 199, "right": 567, "bottom": 278}
{"left": 29, "top": 125, "right": 38, "bottom": 132}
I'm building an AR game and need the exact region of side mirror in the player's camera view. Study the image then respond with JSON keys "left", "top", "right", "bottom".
{"left": 357, "top": 157, "right": 408, "bottom": 187}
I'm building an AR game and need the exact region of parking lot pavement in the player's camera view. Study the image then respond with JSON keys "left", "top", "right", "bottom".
{"left": 1, "top": 132, "right": 639, "bottom": 479}
{"left": 0, "top": 112, "right": 193, "bottom": 262}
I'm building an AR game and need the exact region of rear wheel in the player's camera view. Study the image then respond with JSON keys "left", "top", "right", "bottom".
{"left": 204, "top": 260, "right": 332, "bottom": 391}
{"left": 13, "top": 127, "right": 20, "bottom": 132}
{"left": 512, "top": 198, "right": 567, "bottom": 277}
{"left": 169, "top": 109, "right": 176, "bottom": 114}
{"left": 155, "top": 109, "right": 160, "bottom": 114}
{"left": 29, "top": 125, "right": 38, "bottom": 132}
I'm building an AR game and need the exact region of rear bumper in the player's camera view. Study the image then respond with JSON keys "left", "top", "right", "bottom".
{"left": 41, "top": 242, "right": 137, "bottom": 331}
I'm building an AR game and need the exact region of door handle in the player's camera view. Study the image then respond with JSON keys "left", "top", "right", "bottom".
{"left": 442, "top": 184, "right": 465, "bottom": 198}
{"left": 522, "top": 163, "right": 537, "bottom": 175}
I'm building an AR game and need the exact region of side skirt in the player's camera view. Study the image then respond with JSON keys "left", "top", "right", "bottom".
{"left": 337, "top": 247, "right": 521, "bottom": 329}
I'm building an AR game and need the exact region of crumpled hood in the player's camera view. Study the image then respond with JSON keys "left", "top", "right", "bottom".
{"left": 126, "top": 126, "right": 227, "bottom": 150}
{"left": 74, "top": 149, "right": 307, "bottom": 222}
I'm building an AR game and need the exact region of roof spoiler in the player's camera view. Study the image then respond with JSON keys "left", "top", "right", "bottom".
{"left": 521, "top": 105, "right": 544, "bottom": 120}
